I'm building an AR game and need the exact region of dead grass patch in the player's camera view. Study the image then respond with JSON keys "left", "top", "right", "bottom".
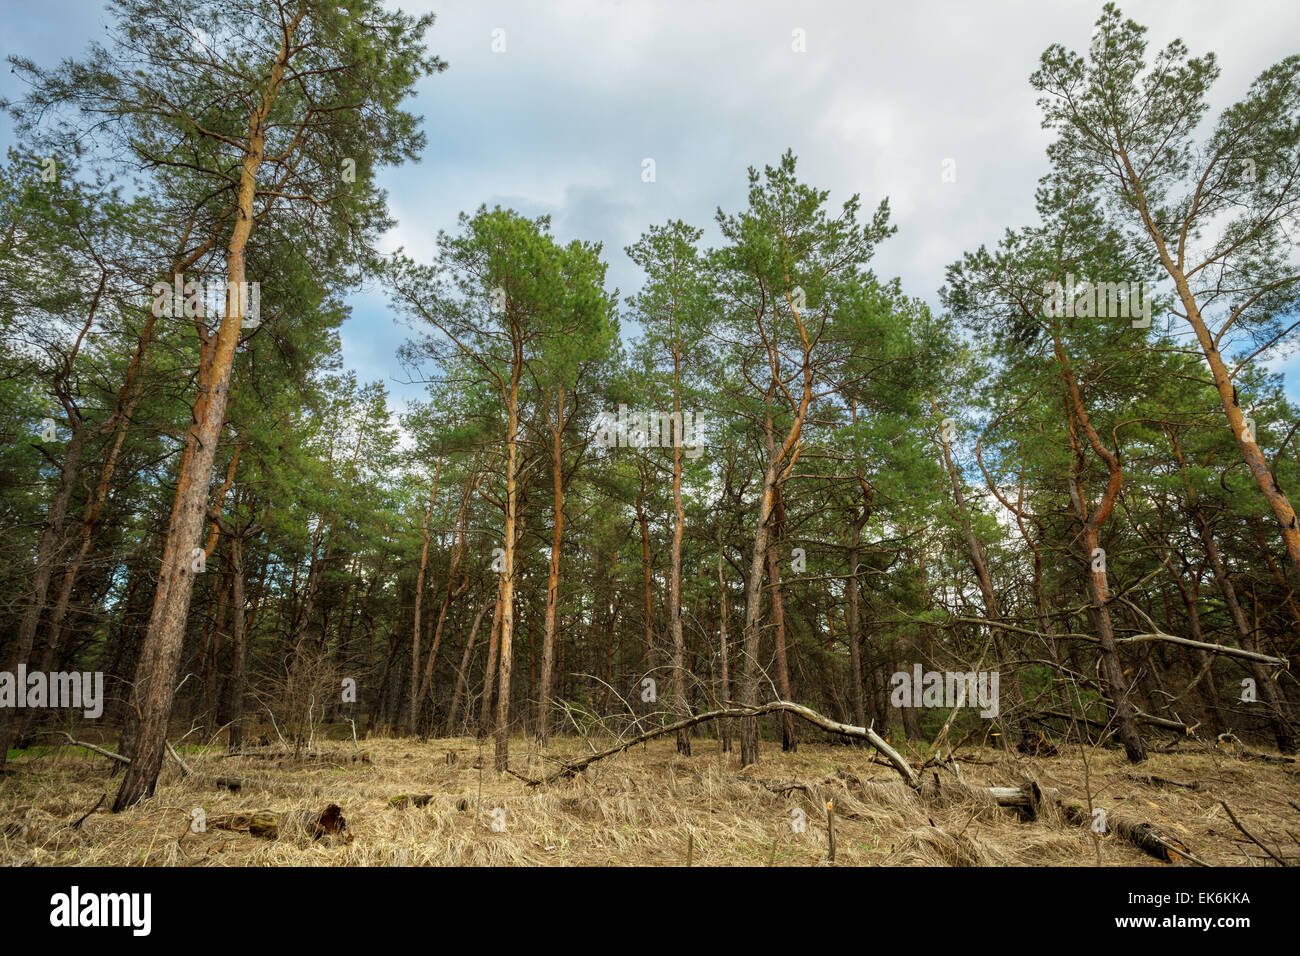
{"left": 1, "top": 732, "right": 1295, "bottom": 866}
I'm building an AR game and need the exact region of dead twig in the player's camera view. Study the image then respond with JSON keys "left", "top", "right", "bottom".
{"left": 68, "top": 792, "right": 105, "bottom": 830}
{"left": 1221, "top": 800, "right": 1288, "bottom": 866}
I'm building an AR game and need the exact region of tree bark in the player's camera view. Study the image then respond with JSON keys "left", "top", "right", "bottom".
{"left": 845, "top": 514, "right": 868, "bottom": 732}
{"left": 417, "top": 467, "right": 473, "bottom": 728}
{"left": 739, "top": 456, "right": 778, "bottom": 766}
{"left": 479, "top": 581, "right": 503, "bottom": 738}
{"left": 221, "top": 532, "right": 249, "bottom": 749}
{"left": 635, "top": 463, "right": 656, "bottom": 711}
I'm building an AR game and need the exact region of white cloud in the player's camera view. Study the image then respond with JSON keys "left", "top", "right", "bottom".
{"left": 6, "top": 0, "right": 1296, "bottom": 404}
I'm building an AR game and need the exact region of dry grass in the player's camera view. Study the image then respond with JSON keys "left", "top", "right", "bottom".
{"left": 1, "top": 731, "right": 1296, "bottom": 866}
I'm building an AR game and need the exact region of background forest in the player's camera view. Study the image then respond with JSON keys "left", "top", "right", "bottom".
{"left": 1, "top": 1, "right": 1298, "bottom": 816}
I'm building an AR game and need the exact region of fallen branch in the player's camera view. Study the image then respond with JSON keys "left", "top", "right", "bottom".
{"left": 43, "top": 732, "right": 252, "bottom": 792}
{"left": 758, "top": 780, "right": 811, "bottom": 796}
{"left": 506, "top": 699, "right": 1207, "bottom": 865}
{"left": 514, "top": 700, "right": 918, "bottom": 788}
{"left": 44, "top": 732, "right": 127, "bottom": 764}
{"left": 1128, "top": 773, "right": 1204, "bottom": 791}
{"left": 1133, "top": 709, "right": 1197, "bottom": 735}
{"left": 1123, "top": 631, "right": 1287, "bottom": 667}
{"left": 1034, "top": 709, "right": 1194, "bottom": 736}
{"left": 942, "top": 616, "right": 1287, "bottom": 666}
{"left": 1216, "top": 733, "right": 1296, "bottom": 763}
{"left": 166, "top": 741, "right": 192, "bottom": 777}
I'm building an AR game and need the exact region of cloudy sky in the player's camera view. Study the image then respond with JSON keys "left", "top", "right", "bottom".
{"left": 5, "top": 0, "right": 1299, "bottom": 409}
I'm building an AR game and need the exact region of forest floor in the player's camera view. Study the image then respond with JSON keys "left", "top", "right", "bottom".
{"left": 1, "top": 729, "right": 1296, "bottom": 866}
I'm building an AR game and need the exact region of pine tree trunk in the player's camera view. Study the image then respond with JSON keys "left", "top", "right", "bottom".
{"left": 765, "top": 536, "right": 796, "bottom": 751}
{"left": 494, "top": 360, "right": 521, "bottom": 771}
{"left": 446, "top": 597, "right": 491, "bottom": 736}
{"left": 1172, "top": 574, "right": 1223, "bottom": 737}
{"left": 670, "top": 394, "right": 690, "bottom": 756}
{"left": 845, "top": 524, "right": 867, "bottom": 731}
{"left": 478, "top": 583, "right": 503, "bottom": 738}
{"left": 635, "top": 476, "right": 655, "bottom": 710}
{"left": 408, "top": 479, "right": 438, "bottom": 734}
{"left": 1196, "top": 511, "right": 1295, "bottom": 753}
{"left": 417, "top": 471, "right": 471, "bottom": 729}
{"left": 1122, "top": 154, "right": 1300, "bottom": 577}
{"left": 111, "top": 16, "right": 300, "bottom": 808}
{"left": 717, "top": 544, "right": 732, "bottom": 752}
{"left": 536, "top": 387, "right": 565, "bottom": 745}
{"left": 739, "top": 461, "right": 777, "bottom": 767}
{"left": 1080, "top": 523, "right": 1146, "bottom": 763}
{"left": 221, "top": 535, "right": 249, "bottom": 750}
{"left": 0, "top": 422, "right": 90, "bottom": 768}
{"left": 1057, "top": 337, "right": 1146, "bottom": 764}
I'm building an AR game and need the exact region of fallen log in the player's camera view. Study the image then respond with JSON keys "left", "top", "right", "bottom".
{"left": 211, "top": 804, "right": 352, "bottom": 843}
{"left": 1113, "top": 818, "right": 1196, "bottom": 863}
{"left": 388, "top": 794, "right": 435, "bottom": 808}
{"left": 1128, "top": 773, "right": 1204, "bottom": 791}
{"left": 219, "top": 750, "right": 370, "bottom": 764}
{"left": 985, "top": 781, "right": 1202, "bottom": 864}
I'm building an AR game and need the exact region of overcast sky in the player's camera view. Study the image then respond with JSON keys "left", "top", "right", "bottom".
{"left": 5, "top": 0, "right": 1299, "bottom": 410}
